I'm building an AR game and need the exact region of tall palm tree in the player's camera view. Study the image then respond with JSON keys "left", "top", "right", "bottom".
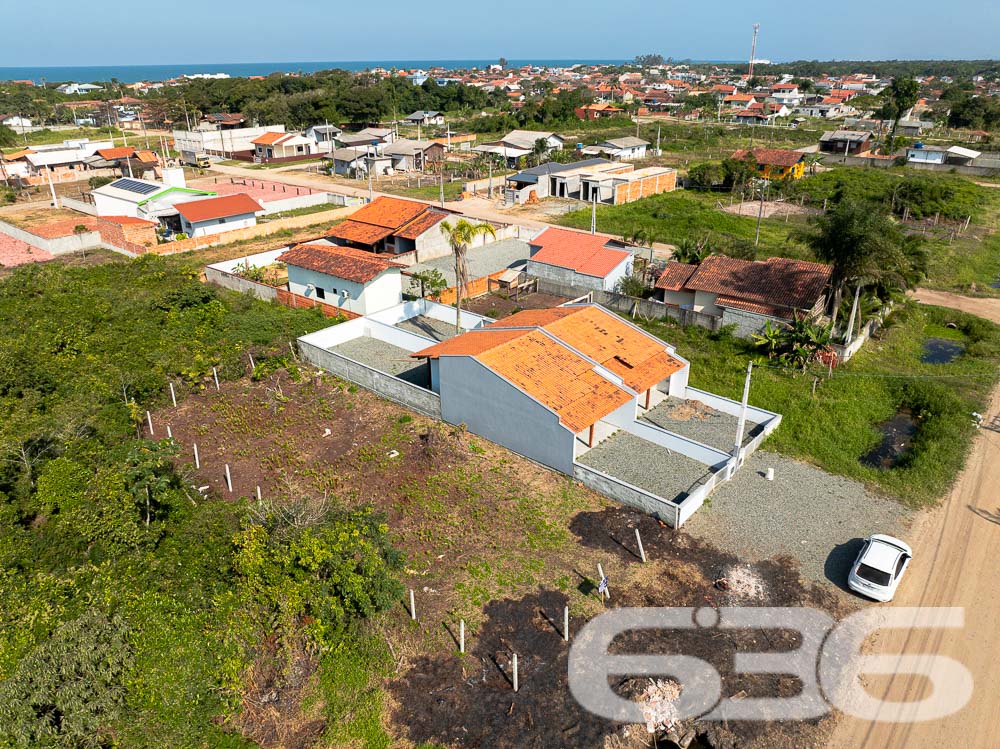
{"left": 440, "top": 219, "right": 496, "bottom": 332}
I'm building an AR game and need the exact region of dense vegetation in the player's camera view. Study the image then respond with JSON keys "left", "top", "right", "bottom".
{"left": 635, "top": 303, "right": 1000, "bottom": 505}
{"left": 743, "top": 60, "right": 1000, "bottom": 80}
{"left": 0, "top": 257, "right": 403, "bottom": 746}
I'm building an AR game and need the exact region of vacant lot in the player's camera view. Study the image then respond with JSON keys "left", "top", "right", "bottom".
{"left": 154, "top": 367, "right": 851, "bottom": 748}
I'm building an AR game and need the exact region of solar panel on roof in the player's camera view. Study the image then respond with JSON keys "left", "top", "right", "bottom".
{"left": 110, "top": 178, "right": 160, "bottom": 195}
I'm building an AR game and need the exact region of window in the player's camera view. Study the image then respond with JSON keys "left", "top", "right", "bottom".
{"left": 330, "top": 288, "right": 338, "bottom": 295}
{"left": 895, "top": 555, "right": 909, "bottom": 578}
{"left": 315, "top": 287, "right": 325, "bottom": 300}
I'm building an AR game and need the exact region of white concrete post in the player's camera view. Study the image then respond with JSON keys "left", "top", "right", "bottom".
{"left": 166, "top": 425, "right": 172, "bottom": 439}
{"left": 224, "top": 464, "right": 233, "bottom": 493}
{"left": 460, "top": 619, "right": 465, "bottom": 653}
{"left": 564, "top": 606, "right": 570, "bottom": 642}
{"left": 213, "top": 367, "right": 220, "bottom": 390}
{"left": 169, "top": 382, "right": 177, "bottom": 407}
{"left": 146, "top": 410, "right": 153, "bottom": 434}
{"left": 733, "top": 361, "right": 753, "bottom": 459}
{"left": 512, "top": 653, "right": 519, "bottom": 692}
{"left": 256, "top": 485, "right": 262, "bottom": 501}
{"left": 409, "top": 589, "right": 416, "bottom": 620}
{"left": 635, "top": 528, "right": 647, "bottom": 563}
{"left": 597, "top": 563, "right": 609, "bottom": 600}
{"left": 193, "top": 443, "right": 200, "bottom": 469}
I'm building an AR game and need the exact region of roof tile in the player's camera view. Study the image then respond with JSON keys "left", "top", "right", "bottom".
{"left": 175, "top": 193, "right": 262, "bottom": 223}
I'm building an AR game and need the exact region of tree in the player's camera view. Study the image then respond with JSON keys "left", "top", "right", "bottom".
{"left": 0, "top": 124, "right": 16, "bottom": 148}
{"left": 688, "top": 161, "right": 725, "bottom": 190}
{"left": 410, "top": 268, "right": 448, "bottom": 298}
{"left": 439, "top": 219, "right": 496, "bottom": 332}
{"left": 672, "top": 236, "right": 713, "bottom": 265}
{"left": 881, "top": 77, "right": 920, "bottom": 151}
{"left": 799, "top": 199, "right": 919, "bottom": 329}
{"left": 721, "top": 155, "right": 757, "bottom": 192}
{"left": 531, "top": 137, "right": 549, "bottom": 167}
{"left": 634, "top": 53, "right": 665, "bottom": 67}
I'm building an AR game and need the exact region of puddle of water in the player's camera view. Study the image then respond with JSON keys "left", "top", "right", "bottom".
{"left": 921, "top": 337, "right": 965, "bottom": 364}
{"left": 861, "top": 409, "right": 917, "bottom": 470}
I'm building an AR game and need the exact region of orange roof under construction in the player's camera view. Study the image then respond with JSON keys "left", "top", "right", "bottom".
{"left": 96, "top": 146, "right": 135, "bottom": 160}
{"left": 414, "top": 327, "right": 632, "bottom": 433}
{"left": 175, "top": 193, "right": 262, "bottom": 223}
{"left": 413, "top": 304, "right": 686, "bottom": 432}
{"left": 489, "top": 306, "right": 685, "bottom": 393}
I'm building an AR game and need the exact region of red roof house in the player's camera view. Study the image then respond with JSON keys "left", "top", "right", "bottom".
{"left": 527, "top": 227, "right": 635, "bottom": 292}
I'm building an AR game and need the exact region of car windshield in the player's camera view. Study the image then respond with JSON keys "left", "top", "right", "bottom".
{"left": 856, "top": 563, "right": 892, "bottom": 587}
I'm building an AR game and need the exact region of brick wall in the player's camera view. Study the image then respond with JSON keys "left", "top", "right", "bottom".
{"left": 94, "top": 217, "right": 157, "bottom": 255}
{"left": 275, "top": 288, "right": 361, "bottom": 319}
{"left": 432, "top": 270, "right": 507, "bottom": 305}
{"left": 613, "top": 170, "right": 677, "bottom": 205}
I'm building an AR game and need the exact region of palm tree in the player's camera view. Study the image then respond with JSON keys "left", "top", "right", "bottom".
{"left": 440, "top": 219, "right": 497, "bottom": 332}
{"left": 672, "top": 236, "right": 713, "bottom": 265}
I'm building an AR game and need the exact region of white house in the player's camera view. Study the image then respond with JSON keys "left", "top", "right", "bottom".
{"left": 593, "top": 137, "right": 649, "bottom": 161}
{"left": 404, "top": 110, "right": 444, "bottom": 126}
{"left": 175, "top": 193, "right": 262, "bottom": 237}
{"left": 305, "top": 124, "right": 342, "bottom": 150}
{"left": 251, "top": 131, "right": 316, "bottom": 160}
{"left": 526, "top": 227, "right": 634, "bottom": 292}
{"left": 56, "top": 83, "right": 103, "bottom": 95}
{"left": 91, "top": 177, "right": 214, "bottom": 218}
{"left": 906, "top": 145, "right": 980, "bottom": 166}
{"left": 279, "top": 243, "right": 403, "bottom": 315}
{"left": 0, "top": 114, "right": 31, "bottom": 130}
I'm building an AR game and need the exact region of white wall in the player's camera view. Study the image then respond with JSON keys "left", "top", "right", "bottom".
{"left": 288, "top": 266, "right": 402, "bottom": 315}
{"left": 93, "top": 193, "right": 140, "bottom": 217}
{"left": 183, "top": 212, "right": 257, "bottom": 238}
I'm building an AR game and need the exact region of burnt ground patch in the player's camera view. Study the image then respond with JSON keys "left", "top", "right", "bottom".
{"left": 391, "top": 508, "right": 851, "bottom": 749}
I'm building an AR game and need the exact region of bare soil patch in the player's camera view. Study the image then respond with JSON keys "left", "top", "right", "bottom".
{"left": 465, "top": 290, "right": 573, "bottom": 320}
{"left": 721, "top": 200, "right": 819, "bottom": 219}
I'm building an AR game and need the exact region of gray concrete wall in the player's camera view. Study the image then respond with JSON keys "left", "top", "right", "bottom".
{"left": 298, "top": 340, "right": 442, "bottom": 418}
{"left": 59, "top": 196, "right": 98, "bottom": 216}
{"left": 437, "top": 355, "right": 576, "bottom": 474}
{"left": 720, "top": 307, "right": 780, "bottom": 338}
{"left": 528, "top": 261, "right": 604, "bottom": 292}
{"left": 0, "top": 220, "right": 102, "bottom": 255}
{"left": 573, "top": 463, "right": 680, "bottom": 527}
{"left": 205, "top": 267, "right": 280, "bottom": 302}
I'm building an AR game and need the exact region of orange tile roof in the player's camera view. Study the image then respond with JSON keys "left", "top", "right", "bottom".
{"left": 394, "top": 209, "right": 447, "bottom": 240}
{"left": 96, "top": 146, "right": 135, "bottom": 160}
{"left": 101, "top": 215, "right": 156, "bottom": 226}
{"left": 326, "top": 219, "right": 395, "bottom": 245}
{"left": 175, "top": 193, "right": 262, "bottom": 223}
{"left": 278, "top": 243, "right": 402, "bottom": 283}
{"left": 413, "top": 327, "right": 632, "bottom": 433}
{"left": 1, "top": 148, "right": 34, "bottom": 161}
{"left": 251, "top": 131, "right": 289, "bottom": 146}
{"left": 529, "top": 228, "right": 633, "bottom": 279}
{"left": 346, "top": 196, "right": 429, "bottom": 229}
{"left": 491, "top": 306, "right": 685, "bottom": 393}
{"left": 654, "top": 260, "right": 698, "bottom": 291}
{"left": 135, "top": 149, "right": 159, "bottom": 163}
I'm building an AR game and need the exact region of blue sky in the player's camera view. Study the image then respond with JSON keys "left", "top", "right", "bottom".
{"left": 3, "top": 0, "right": 998, "bottom": 66}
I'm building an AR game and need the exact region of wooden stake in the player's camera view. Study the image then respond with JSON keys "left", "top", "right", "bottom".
{"left": 213, "top": 367, "right": 220, "bottom": 390}
{"left": 169, "top": 382, "right": 177, "bottom": 407}
{"left": 224, "top": 464, "right": 233, "bottom": 493}
{"left": 635, "top": 528, "right": 647, "bottom": 563}
{"left": 460, "top": 619, "right": 465, "bottom": 653}
{"left": 564, "top": 606, "right": 570, "bottom": 642}
{"left": 146, "top": 410, "right": 154, "bottom": 434}
{"left": 512, "top": 653, "right": 519, "bottom": 692}
{"left": 409, "top": 589, "right": 416, "bottom": 620}
{"left": 193, "top": 443, "right": 200, "bottom": 469}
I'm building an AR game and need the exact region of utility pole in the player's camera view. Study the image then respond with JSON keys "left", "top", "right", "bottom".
{"left": 439, "top": 168, "right": 445, "bottom": 207}
{"left": 748, "top": 23, "right": 760, "bottom": 82}
{"left": 590, "top": 193, "right": 597, "bottom": 235}
{"left": 733, "top": 361, "right": 754, "bottom": 459}
{"left": 656, "top": 124, "right": 661, "bottom": 155}
{"left": 487, "top": 157, "right": 493, "bottom": 198}
{"left": 754, "top": 180, "right": 765, "bottom": 246}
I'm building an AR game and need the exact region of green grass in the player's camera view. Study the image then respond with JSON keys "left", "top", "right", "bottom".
{"left": 383, "top": 179, "right": 465, "bottom": 202}
{"left": 632, "top": 303, "right": 1000, "bottom": 506}
{"left": 315, "top": 632, "right": 393, "bottom": 749}
{"left": 259, "top": 203, "right": 343, "bottom": 221}
{"left": 558, "top": 189, "right": 809, "bottom": 256}
{"left": 5, "top": 126, "right": 138, "bottom": 148}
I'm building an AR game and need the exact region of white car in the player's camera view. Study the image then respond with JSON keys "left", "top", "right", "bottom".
{"left": 847, "top": 534, "right": 912, "bottom": 602}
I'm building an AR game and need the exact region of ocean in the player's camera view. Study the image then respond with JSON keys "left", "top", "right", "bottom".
{"left": 0, "top": 59, "right": 640, "bottom": 85}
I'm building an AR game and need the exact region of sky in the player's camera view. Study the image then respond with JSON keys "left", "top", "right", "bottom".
{"left": 2, "top": 0, "right": 998, "bottom": 67}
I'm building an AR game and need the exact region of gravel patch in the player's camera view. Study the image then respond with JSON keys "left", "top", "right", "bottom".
{"left": 683, "top": 450, "right": 914, "bottom": 588}
{"left": 578, "top": 431, "right": 712, "bottom": 503}
{"left": 395, "top": 315, "right": 458, "bottom": 342}
{"left": 641, "top": 397, "right": 763, "bottom": 452}
{"left": 329, "top": 337, "right": 430, "bottom": 387}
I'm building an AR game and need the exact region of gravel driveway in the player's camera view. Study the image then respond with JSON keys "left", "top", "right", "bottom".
{"left": 683, "top": 450, "right": 914, "bottom": 587}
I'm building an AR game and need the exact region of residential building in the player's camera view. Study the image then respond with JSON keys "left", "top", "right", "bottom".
{"left": 175, "top": 193, "right": 263, "bottom": 237}
{"left": 527, "top": 228, "right": 634, "bottom": 292}
{"left": 381, "top": 139, "right": 445, "bottom": 172}
{"left": 198, "top": 113, "right": 246, "bottom": 130}
{"left": 768, "top": 82, "right": 803, "bottom": 107}
{"left": 819, "top": 130, "right": 874, "bottom": 156}
{"left": 503, "top": 158, "right": 623, "bottom": 204}
{"left": 474, "top": 130, "right": 565, "bottom": 168}
{"left": 279, "top": 243, "right": 403, "bottom": 315}
{"left": 905, "top": 145, "right": 981, "bottom": 166}
{"left": 56, "top": 82, "right": 102, "bottom": 95}
{"left": 173, "top": 125, "right": 286, "bottom": 158}
{"left": 589, "top": 137, "right": 650, "bottom": 161}
{"left": 90, "top": 176, "right": 214, "bottom": 219}
{"left": 410, "top": 305, "right": 690, "bottom": 474}
{"left": 574, "top": 103, "right": 625, "bottom": 120}
{"left": 305, "top": 124, "right": 343, "bottom": 151}
{"left": 323, "top": 196, "right": 460, "bottom": 262}
{"left": 404, "top": 110, "right": 444, "bottom": 126}
{"left": 0, "top": 114, "right": 31, "bottom": 129}
{"left": 655, "top": 255, "right": 831, "bottom": 336}
{"left": 731, "top": 147, "right": 806, "bottom": 180}
{"left": 250, "top": 131, "right": 317, "bottom": 160}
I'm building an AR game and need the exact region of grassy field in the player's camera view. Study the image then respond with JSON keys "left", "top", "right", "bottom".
{"left": 632, "top": 302, "right": 1000, "bottom": 506}
{"left": 381, "top": 179, "right": 465, "bottom": 202}
{"left": 5, "top": 126, "right": 137, "bottom": 148}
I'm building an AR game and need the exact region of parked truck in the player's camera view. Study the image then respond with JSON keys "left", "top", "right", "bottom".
{"left": 180, "top": 150, "right": 211, "bottom": 168}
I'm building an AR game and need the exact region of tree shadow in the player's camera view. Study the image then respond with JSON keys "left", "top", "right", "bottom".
{"left": 824, "top": 538, "right": 865, "bottom": 593}
{"left": 969, "top": 505, "right": 1000, "bottom": 526}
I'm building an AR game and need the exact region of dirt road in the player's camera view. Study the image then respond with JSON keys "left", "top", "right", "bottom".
{"left": 827, "top": 291, "right": 1000, "bottom": 748}
{"left": 913, "top": 289, "right": 1000, "bottom": 324}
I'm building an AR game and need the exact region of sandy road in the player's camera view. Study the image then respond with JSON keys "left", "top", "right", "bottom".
{"left": 827, "top": 290, "right": 1000, "bottom": 748}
